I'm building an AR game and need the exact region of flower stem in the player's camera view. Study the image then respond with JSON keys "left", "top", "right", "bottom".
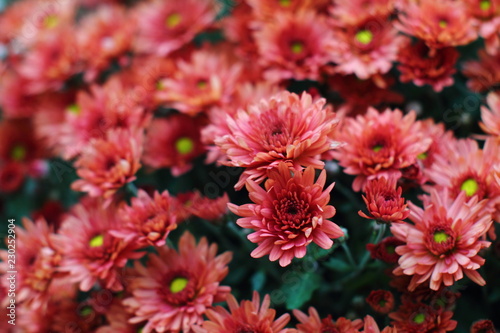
{"left": 341, "top": 242, "right": 357, "bottom": 267}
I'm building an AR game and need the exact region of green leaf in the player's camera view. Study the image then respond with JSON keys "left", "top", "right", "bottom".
{"left": 251, "top": 270, "right": 266, "bottom": 292}
{"left": 324, "top": 258, "right": 351, "bottom": 273}
{"left": 280, "top": 270, "right": 321, "bottom": 310}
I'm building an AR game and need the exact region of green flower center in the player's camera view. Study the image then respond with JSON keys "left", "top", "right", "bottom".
{"left": 170, "top": 277, "right": 188, "bottom": 293}
{"left": 166, "top": 13, "right": 182, "bottom": 28}
{"left": 413, "top": 313, "right": 426, "bottom": 324}
{"left": 480, "top": 0, "right": 491, "bottom": 11}
{"left": 433, "top": 231, "right": 450, "bottom": 244}
{"left": 386, "top": 245, "right": 395, "bottom": 254}
{"left": 11, "top": 145, "right": 26, "bottom": 161}
{"left": 460, "top": 178, "right": 479, "bottom": 196}
{"left": 279, "top": 0, "right": 292, "bottom": 7}
{"left": 89, "top": 234, "right": 104, "bottom": 247}
{"left": 67, "top": 104, "right": 81, "bottom": 115}
{"left": 355, "top": 30, "right": 373, "bottom": 44}
{"left": 80, "top": 306, "right": 93, "bottom": 316}
{"left": 439, "top": 20, "right": 448, "bottom": 28}
{"left": 417, "top": 152, "right": 428, "bottom": 160}
{"left": 290, "top": 41, "right": 304, "bottom": 54}
{"left": 197, "top": 80, "right": 208, "bottom": 89}
{"left": 372, "top": 144, "right": 383, "bottom": 152}
{"left": 44, "top": 14, "right": 59, "bottom": 29}
{"left": 175, "top": 137, "right": 194, "bottom": 155}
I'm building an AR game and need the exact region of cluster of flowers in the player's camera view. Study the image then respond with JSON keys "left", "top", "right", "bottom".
{"left": 1, "top": 0, "right": 500, "bottom": 332}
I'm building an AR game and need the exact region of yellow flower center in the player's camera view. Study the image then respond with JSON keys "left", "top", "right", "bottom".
{"left": 89, "top": 234, "right": 104, "bottom": 247}
{"left": 170, "top": 277, "right": 188, "bottom": 293}
{"left": 413, "top": 313, "right": 426, "bottom": 324}
{"left": 480, "top": 0, "right": 491, "bottom": 11}
{"left": 290, "top": 41, "right": 304, "bottom": 54}
{"left": 279, "top": 0, "right": 292, "bottom": 7}
{"left": 433, "top": 231, "right": 450, "bottom": 244}
{"left": 372, "top": 144, "right": 383, "bottom": 152}
{"left": 417, "top": 152, "right": 428, "bottom": 160}
{"left": 355, "top": 30, "right": 373, "bottom": 44}
{"left": 439, "top": 20, "right": 448, "bottom": 28}
{"left": 43, "top": 14, "right": 59, "bottom": 29}
{"left": 67, "top": 104, "right": 81, "bottom": 115}
{"left": 175, "top": 137, "right": 194, "bottom": 155}
{"left": 11, "top": 145, "right": 26, "bottom": 161}
{"left": 166, "top": 13, "right": 182, "bottom": 28}
{"left": 460, "top": 178, "right": 479, "bottom": 196}
{"left": 197, "top": 80, "right": 208, "bottom": 89}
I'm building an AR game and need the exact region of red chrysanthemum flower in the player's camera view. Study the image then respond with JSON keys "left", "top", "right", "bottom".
{"left": 0, "top": 218, "right": 62, "bottom": 310}
{"left": 253, "top": 10, "right": 336, "bottom": 82}
{"left": 391, "top": 189, "right": 493, "bottom": 291}
{"left": 470, "top": 319, "right": 496, "bottom": 333}
{"left": 389, "top": 298, "right": 457, "bottom": 333}
{"left": 123, "top": 231, "right": 232, "bottom": 333}
{"left": 480, "top": 92, "right": 500, "bottom": 137}
{"left": 462, "top": 50, "right": 500, "bottom": 93}
{"left": 359, "top": 176, "right": 410, "bottom": 224}
{"left": 366, "top": 290, "right": 395, "bottom": 314}
{"left": 228, "top": 163, "right": 344, "bottom": 267}
{"left": 111, "top": 189, "right": 179, "bottom": 247}
{"left": 366, "top": 236, "right": 405, "bottom": 264}
{"left": 397, "top": 39, "right": 459, "bottom": 92}
{"left": 186, "top": 192, "right": 230, "bottom": 222}
{"left": 156, "top": 48, "right": 242, "bottom": 116}
{"left": 329, "top": 16, "right": 405, "bottom": 80}
{"left": 362, "top": 315, "right": 397, "bottom": 333}
{"left": 71, "top": 129, "right": 143, "bottom": 202}
{"left": 293, "top": 307, "right": 363, "bottom": 333}
{"left": 54, "top": 198, "right": 144, "bottom": 292}
{"left": 216, "top": 91, "right": 339, "bottom": 189}
{"left": 193, "top": 291, "right": 291, "bottom": 333}
{"left": 332, "top": 107, "right": 431, "bottom": 191}
{"left": 142, "top": 113, "right": 205, "bottom": 176}
{"left": 395, "top": 0, "right": 477, "bottom": 50}
{"left": 133, "top": 0, "right": 216, "bottom": 56}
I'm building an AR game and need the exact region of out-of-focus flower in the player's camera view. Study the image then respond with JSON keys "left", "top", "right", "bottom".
{"left": 228, "top": 163, "right": 344, "bottom": 267}
{"left": 470, "top": 319, "right": 496, "bottom": 333}
{"left": 193, "top": 291, "right": 291, "bottom": 333}
{"left": 96, "top": 296, "right": 145, "bottom": 333}
{"left": 329, "top": 16, "right": 404, "bottom": 80}
{"left": 362, "top": 315, "right": 398, "bottom": 333}
{"left": 142, "top": 113, "right": 204, "bottom": 176}
{"left": 0, "top": 70, "right": 38, "bottom": 118}
{"left": 397, "top": 39, "right": 458, "bottom": 92}
{"left": 395, "top": 0, "right": 477, "bottom": 50}
{"left": 480, "top": 92, "right": 500, "bottom": 137}
{"left": 54, "top": 198, "right": 144, "bottom": 292}
{"left": 123, "top": 232, "right": 232, "bottom": 333}
{"left": 216, "top": 91, "right": 339, "bottom": 189}
{"left": 462, "top": 50, "right": 500, "bottom": 93}
{"left": 367, "top": 236, "right": 405, "bottom": 264}
{"left": 465, "top": 0, "right": 500, "bottom": 55}
{"left": 333, "top": 107, "right": 431, "bottom": 191}
{"left": 156, "top": 48, "right": 242, "bottom": 116}
{"left": 389, "top": 298, "right": 457, "bottom": 333}
{"left": 366, "top": 290, "right": 395, "bottom": 314}
{"left": 186, "top": 192, "right": 230, "bottom": 222}
{"left": 247, "top": 0, "right": 329, "bottom": 19}
{"left": 133, "top": 0, "right": 216, "bottom": 56}
{"left": 111, "top": 190, "right": 179, "bottom": 247}
{"left": 391, "top": 189, "right": 493, "bottom": 291}
{"left": 293, "top": 307, "right": 363, "bottom": 332}
{"left": 71, "top": 129, "right": 143, "bottom": 202}
{"left": 76, "top": 4, "right": 133, "bottom": 81}
{"left": 359, "top": 176, "right": 410, "bottom": 224}
{"left": 330, "top": 0, "right": 395, "bottom": 25}
{"left": 254, "top": 10, "right": 336, "bottom": 82}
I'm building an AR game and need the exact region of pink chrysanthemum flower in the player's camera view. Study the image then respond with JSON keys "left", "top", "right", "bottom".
{"left": 465, "top": 0, "right": 500, "bottom": 55}
{"left": 329, "top": 16, "right": 404, "bottom": 80}
{"left": 123, "top": 231, "right": 232, "bottom": 333}
{"left": 293, "top": 307, "right": 363, "bottom": 333}
{"left": 156, "top": 48, "right": 242, "bottom": 116}
{"left": 193, "top": 291, "right": 291, "bottom": 333}
{"left": 111, "top": 189, "right": 179, "bottom": 247}
{"left": 330, "top": 0, "right": 395, "bottom": 26}
{"left": 216, "top": 91, "right": 339, "bottom": 189}
{"left": 76, "top": 4, "right": 133, "bottom": 82}
{"left": 397, "top": 39, "right": 459, "bottom": 92}
{"left": 228, "top": 163, "right": 344, "bottom": 267}
{"left": 187, "top": 192, "right": 230, "bottom": 222}
{"left": 480, "top": 92, "right": 500, "bottom": 137}
{"left": 133, "top": 0, "right": 216, "bottom": 56}
{"left": 333, "top": 107, "right": 431, "bottom": 191}
{"left": 71, "top": 129, "right": 143, "bottom": 202}
{"left": 0, "top": 218, "right": 61, "bottom": 310}
{"left": 359, "top": 176, "right": 410, "bottom": 224}
{"left": 254, "top": 10, "right": 336, "bottom": 82}
{"left": 395, "top": 0, "right": 477, "bottom": 50}
{"left": 54, "top": 198, "right": 144, "bottom": 292}
{"left": 462, "top": 50, "right": 500, "bottom": 93}
{"left": 247, "top": 0, "right": 329, "bottom": 19}
{"left": 391, "top": 189, "right": 493, "bottom": 291}
{"left": 142, "top": 113, "right": 205, "bottom": 176}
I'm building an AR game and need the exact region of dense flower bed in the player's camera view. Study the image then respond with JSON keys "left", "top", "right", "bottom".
{"left": 0, "top": 0, "right": 500, "bottom": 332}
